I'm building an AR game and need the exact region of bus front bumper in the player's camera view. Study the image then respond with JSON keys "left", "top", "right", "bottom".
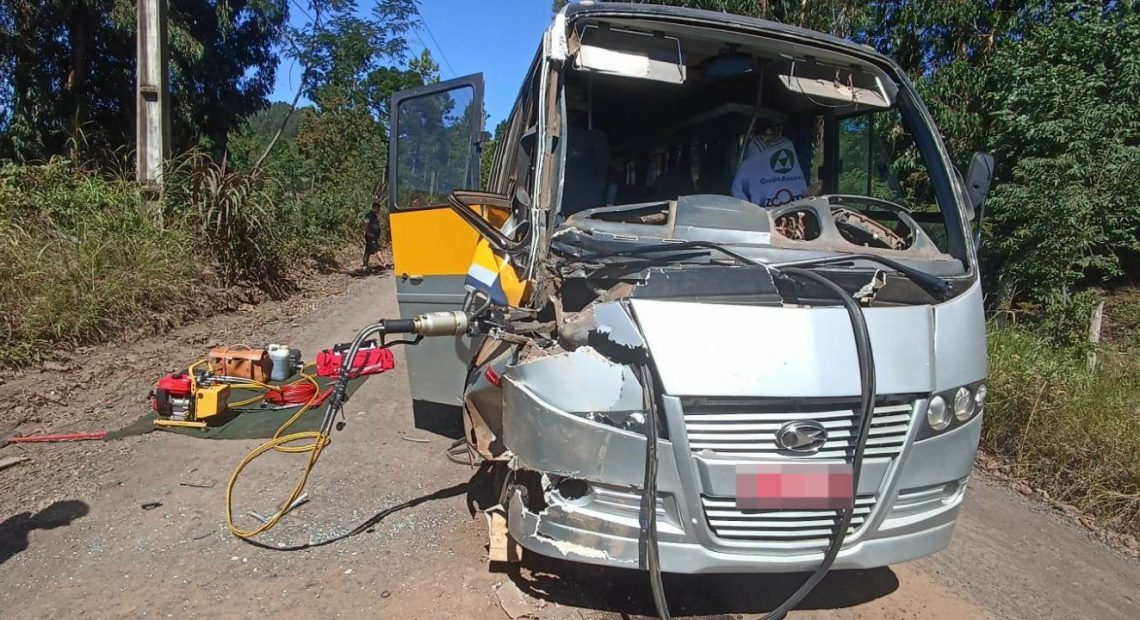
{"left": 503, "top": 381, "right": 982, "bottom": 574}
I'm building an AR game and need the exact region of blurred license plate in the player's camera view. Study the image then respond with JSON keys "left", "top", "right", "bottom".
{"left": 735, "top": 463, "right": 853, "bottom": 510}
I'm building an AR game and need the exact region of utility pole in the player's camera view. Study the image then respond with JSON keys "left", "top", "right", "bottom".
{"left": 137, "top": 0, "right": 170, "bottom": 196}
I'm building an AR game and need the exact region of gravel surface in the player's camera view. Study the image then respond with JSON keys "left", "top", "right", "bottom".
{"left": 0, "top": 270, "right": 1136, "bottom": 618}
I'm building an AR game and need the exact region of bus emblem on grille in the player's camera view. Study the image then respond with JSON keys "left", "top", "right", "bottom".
{"left": 775, "top": 420, "right": 829, "bottom": 453}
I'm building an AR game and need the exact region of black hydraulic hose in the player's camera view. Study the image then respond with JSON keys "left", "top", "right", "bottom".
{"left": 635, "top": 266, "right": 877, "bottom": 620}
{"left": 757, "top": 266, "right": 877, "bottom": 620}
{"left": 638, "top": 364, "right": 672, "bottom": 619}
{"left": 775, "top": 254, "right": 952, "bottom": 301}
{"left": 323, "top": 318, "right": 420, "bottom": 435}
{"left": 570, "top": 239, "right": 953, "bottom": 301}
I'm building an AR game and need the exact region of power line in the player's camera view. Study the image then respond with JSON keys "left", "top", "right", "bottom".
{"left": 418, "top": 17, "right": 457, "bottom": 78}
{"left": 409, "top": 28, "right": 438, "bottom": 74}
{"left": 287, "top": 0, "right": 314, "bottom": 24}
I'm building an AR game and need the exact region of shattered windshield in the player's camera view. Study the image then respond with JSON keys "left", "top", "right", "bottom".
{"left": 555, "top": 26, "right": 966, "bottom": 270}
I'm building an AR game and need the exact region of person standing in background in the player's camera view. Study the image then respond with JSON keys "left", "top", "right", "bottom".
{"left": 362, "top": 199, "right": 384, "bottom": 271}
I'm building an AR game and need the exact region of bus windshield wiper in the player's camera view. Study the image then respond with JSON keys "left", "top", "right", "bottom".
{"left": 774, "top": 254, "right": 953, "bottom": 301}
{"left": 574, "top": 240, "right": 759, "bottom": 267}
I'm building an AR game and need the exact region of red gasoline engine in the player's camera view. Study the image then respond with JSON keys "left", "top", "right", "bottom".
{"left": 152, "top": 373, "right": 193, "bottom": 419}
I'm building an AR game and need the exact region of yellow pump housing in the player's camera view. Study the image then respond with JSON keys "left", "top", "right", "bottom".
{"left": 193, "top": 384, "right": 231, "bottom": 420}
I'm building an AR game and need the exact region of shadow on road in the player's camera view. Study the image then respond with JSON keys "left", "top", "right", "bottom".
{"left": 347, "top": 265, "right": 393, "bottom": 278}
{"left": 0, "top": 500, "right": 90, "bottom": 565}
{"left": 239, "top": 481, "right": 470, "bottom": 552}
{"left": 508, "top": 553, "right": 898, "bottom": 617}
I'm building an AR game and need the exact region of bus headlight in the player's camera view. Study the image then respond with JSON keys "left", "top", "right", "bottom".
{"left": 953, "top": 386, "right": 975, "bottom": 421}
{"left": 919, "top": 381, "right": 986, "bottom": 440}
{"left": 927, "top": 395, "right": 951, "bottom": 431}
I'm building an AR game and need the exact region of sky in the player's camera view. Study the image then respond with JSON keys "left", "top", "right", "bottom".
{"left": 269, "top": 0, "right": 557, "bottom": 128}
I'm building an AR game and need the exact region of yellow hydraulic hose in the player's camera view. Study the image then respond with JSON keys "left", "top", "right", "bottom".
{"left": 223, "top": 365, "right": 330, "bottom": 538}
{"left": 220, "top": 317, "right": 430, "bottom": 540}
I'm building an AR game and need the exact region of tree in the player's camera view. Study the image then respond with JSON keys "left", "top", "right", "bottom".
{"left": 168, "top": 0, "right": 289, "bottom": 153}
{"left": 286, "top": 0, "right": 419, "bottom": 113}
{"left": 623, "top": 0, "right": 869, "bottom": 36}
{"left": 982, "top": 2, "right": 1140, "bottom": 317}
{"left": 0, "top": 0, "right": 288, "bottom": 162}
{"left": 229, "top": 1, "right": 433, "bottom": 230}
{"left": 481, "top": 119, "right": 507, "bottom": 189}
{"left": 245, "top": 102, "right": 306, "bottom": 140}
{"left": 227, "top": 102, "right": 313, "bottom": 192}
{"left": 365, "top": 49, "right": 440, "bottom": 126}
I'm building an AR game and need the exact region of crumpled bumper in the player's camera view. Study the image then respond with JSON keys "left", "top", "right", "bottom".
{"left": 504, "top": 378, "right": 981, "bottom": 574}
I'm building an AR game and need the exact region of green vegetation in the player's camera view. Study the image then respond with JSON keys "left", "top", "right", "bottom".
{"left": 0, "top": 149, "right": 362, "bottom": 366}
{"left": 0, "top": 159, "right": 196, "bottom": 365}
{"left": 985, "top": 322, "right": 1140, "bottom": 536}
{"left": 0, "top": 1, "right": 430, "bottom": 364}
{"left": 0, "top": 0, "right": 287, "bottom": 159}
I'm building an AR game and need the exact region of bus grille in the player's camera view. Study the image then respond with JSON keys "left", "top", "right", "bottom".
{"left": 680, "top": 397, "right": 915, "bottom": 459}
{"left": 701, "top": 495, "right": 875, "bottom": 546}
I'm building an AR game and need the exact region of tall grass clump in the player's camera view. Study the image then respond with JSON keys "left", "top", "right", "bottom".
{"left": 984, "top": 323, "right": 1140, "bottom": 536}
{"left": 0, "top": 159, "right": 197, "bottom": 366}
{"left": 164, "top": 151, "right": 287, "bottom": 288}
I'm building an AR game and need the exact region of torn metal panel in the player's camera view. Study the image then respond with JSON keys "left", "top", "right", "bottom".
{"left": 854, "top": 269, "right": 888, "bottom": 304}
{"left": 506, "top": 345, "right": 643, "bottom": 412}
{"left": 463, "top": 338, "right": 514, "bottom": 460}
{"left": 541, "top": 479, "right": 686, "bottom": 539}
{"left": 508, "top": 491, "right": 640, "bottom": 566}
{"left": 587, "top": 302, "right": 647, "bottom": 364}
{"left": 501, "top": 377, "right": 682, "bottom": 491}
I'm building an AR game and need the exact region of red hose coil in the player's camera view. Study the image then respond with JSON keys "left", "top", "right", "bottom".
{"left": 264, "top": 382, "right": 328, "bottom": 407}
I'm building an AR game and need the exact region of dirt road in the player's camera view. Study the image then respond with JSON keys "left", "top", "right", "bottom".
{"left": 1, "top": 272, "right": 1137, "bottom": 619}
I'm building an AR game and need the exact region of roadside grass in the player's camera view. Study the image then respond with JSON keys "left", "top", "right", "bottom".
{"left": 0, "top": 160, "right": 195, "bottom": 365}
{"left": 984, "top": 322, "right": 1140, "bottom": 538}
{"left": 0, "top": 156, "right": 369, "bottom": 366}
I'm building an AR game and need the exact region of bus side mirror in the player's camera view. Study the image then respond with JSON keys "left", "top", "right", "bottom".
{"left": 964, "top": 152, "right": 994, "bottom": 222}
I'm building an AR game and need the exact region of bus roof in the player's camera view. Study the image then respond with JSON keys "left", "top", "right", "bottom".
{"left": 562, "top": 2, "right": 895, "bottom": 70}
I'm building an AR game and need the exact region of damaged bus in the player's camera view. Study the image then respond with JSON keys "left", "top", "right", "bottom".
{"left": 383, "top": 2, "right": 994, "bottom": 613}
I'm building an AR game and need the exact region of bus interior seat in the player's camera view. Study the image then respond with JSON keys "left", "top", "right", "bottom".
{"left": 561, "top": 128, "right": 610, "bottom": 216}
{"left": 651, "top": 148, "right": 696, "bottom": 200}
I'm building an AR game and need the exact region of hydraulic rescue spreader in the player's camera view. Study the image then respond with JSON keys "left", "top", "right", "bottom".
{"left": 224, "top": 309, "right": 474, "bottom": 539}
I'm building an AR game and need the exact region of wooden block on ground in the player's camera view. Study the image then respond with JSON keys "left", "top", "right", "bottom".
{"left": 0, "top": 456, "right": 31, "bottom": 472}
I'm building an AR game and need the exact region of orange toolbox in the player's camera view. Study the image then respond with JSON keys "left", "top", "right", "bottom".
{"left": 208, "top": 345, "right": 272, "bottom": 382}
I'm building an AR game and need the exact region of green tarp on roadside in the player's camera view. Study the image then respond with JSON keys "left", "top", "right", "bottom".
{"left": 106, "top": 374, "right": 370, "bottom": 441}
